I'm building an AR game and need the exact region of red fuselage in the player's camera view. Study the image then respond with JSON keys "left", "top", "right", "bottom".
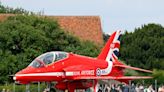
{"left": 14, "top": 52, "right": 123, "bottom": 83}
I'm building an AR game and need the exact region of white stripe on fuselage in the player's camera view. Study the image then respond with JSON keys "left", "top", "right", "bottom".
{"left": 15, "top": 70, "right": 94, "bottom": 77}
{"left": 16, "top": 72, "right": 64, "bottom": 77}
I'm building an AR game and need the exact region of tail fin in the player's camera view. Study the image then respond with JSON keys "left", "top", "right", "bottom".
{"left": 98, "top": 30, "right": 121, "bottom": 62}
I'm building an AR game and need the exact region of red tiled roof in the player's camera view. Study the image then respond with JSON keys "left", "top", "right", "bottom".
{"left": 49, "top": 16, "right": 103, "bottom": 45}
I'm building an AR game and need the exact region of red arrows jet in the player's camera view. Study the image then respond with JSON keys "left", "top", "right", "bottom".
{"left": 13, "top": 30, "right": 152, "bottom": 92}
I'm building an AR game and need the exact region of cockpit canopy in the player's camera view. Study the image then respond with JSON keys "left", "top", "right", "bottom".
{"left": 29, "top": 51, "right": 68, "bottom": 68}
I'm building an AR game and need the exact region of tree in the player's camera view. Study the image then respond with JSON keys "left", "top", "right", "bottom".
{"left": 120, "top": 24, "right": 164, "bottom": 70}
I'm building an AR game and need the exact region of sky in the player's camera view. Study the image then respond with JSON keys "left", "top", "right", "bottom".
{"left": 1, "top": 0, "right": 164, "bottom": 34}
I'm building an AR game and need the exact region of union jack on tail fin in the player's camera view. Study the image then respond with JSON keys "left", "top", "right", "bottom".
{"left": 98, "top": 30, "right": 121, "bottom": 62}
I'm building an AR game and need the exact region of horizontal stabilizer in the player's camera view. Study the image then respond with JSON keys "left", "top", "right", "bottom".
{"left": 114, "top": 65, "right": 152, "bottom": 73}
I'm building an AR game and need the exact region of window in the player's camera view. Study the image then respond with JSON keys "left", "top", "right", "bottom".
{"left": 31, "top": 60, "right": 41, "bottom": 68}
{"left": 55, "top": 52, "right": 68, "bottom": 61}
{"left": 29, "top": 59, "right": 44, "bottom": 68}
{"left": 43, "top": 53, "right": 54, "bottom": 65}
{"left": 29, "top": 51, "right": 68, "bottom": 68}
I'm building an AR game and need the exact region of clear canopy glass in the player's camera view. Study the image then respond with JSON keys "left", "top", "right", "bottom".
{"left": 29, "top": 51, "right": 68, "bottom": 68}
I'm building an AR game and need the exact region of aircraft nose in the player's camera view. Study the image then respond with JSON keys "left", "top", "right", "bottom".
{"left": 13, "top": 66, "right": 31, "bottom": 81}
{"left": 13, "top": 69, "right": 24, "bottom": 81}
{"left": 13, "top": 73, "right": 20, "bottom": 81}
{"left": 13, "top": 76, "right": 17, "bottom": 81}
{"left": 13, "top": 74, "right": 29, "bottom": 84}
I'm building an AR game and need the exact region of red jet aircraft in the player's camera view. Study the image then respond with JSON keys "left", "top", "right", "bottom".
{"left": 13, "top": 30, "right": 152, "bottom": 92}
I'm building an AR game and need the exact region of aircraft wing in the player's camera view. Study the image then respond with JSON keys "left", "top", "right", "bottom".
{"left": 72, "top": 76, "right": 153, "bottom": 80}
{"left": 114, "top": 64, "right": 153, "bottom": 73}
